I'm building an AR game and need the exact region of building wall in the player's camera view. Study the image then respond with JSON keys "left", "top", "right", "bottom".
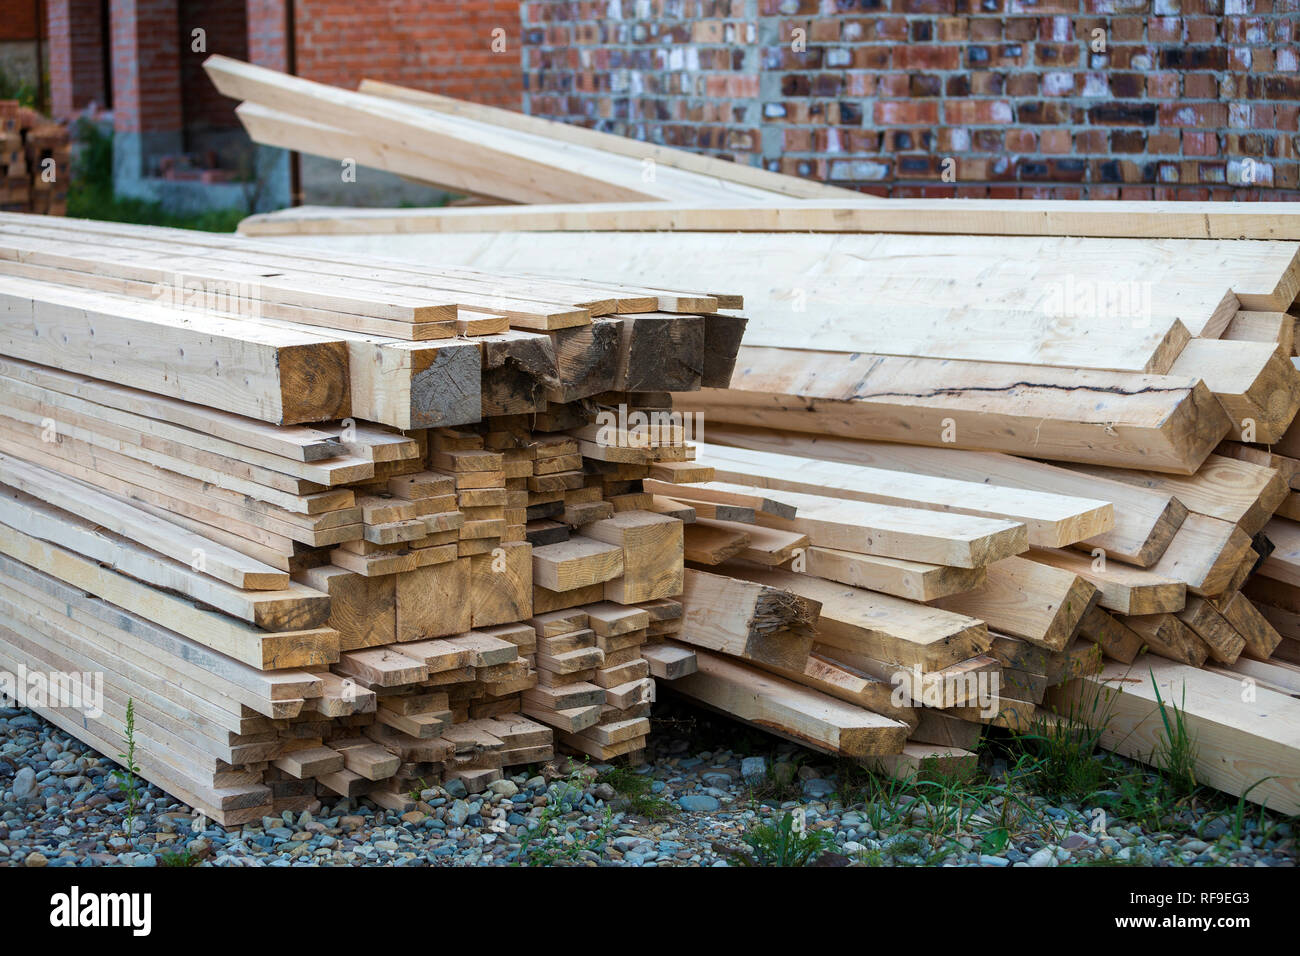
{"left": 520, "top": 0, "right": 1300, "bottom": 200}
{"left": 180, "top": 0, "right": 248, "bottom": 139}
{"left": 49, "top": 0, "right": 1298, "bottom": 202}
{"left": 46, "top": 0, "right": 105, "bottom": 118}
{"left": 290, "top": 0, "right": 523, "bottom": 107}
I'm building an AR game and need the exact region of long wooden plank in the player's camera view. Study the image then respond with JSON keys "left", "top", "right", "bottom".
{"left": 0, "top": 368, "right": 376, "bottom": 486}
{"left": 0, "top": 572, "right": 312, "bottom": 722}
{"left": 669, "top": 649, "right": 910, "bottom": 757}
{"left": 803, "top": 547, "right": 986, "bottom": 602}
{"left": 0, "top": 551, "right": 318, "bottom": 707}
{"left": 744, "top": 652, "right": 919, "bottom": 727}
{"left": 677, "top": 568, "right": 816, "bottom": 670}
{"left": 0, "top": 640, "right": 270, "bottom": 825}
{"left": 0, "top": 276, "right": 350, "bottom": 424}
{"left": 1150, "top": 514, "right": 1254, "bottom": 596}
{"left": 692, "top": 441, "right": 1113, "bottom": 548}
{"left": 0, "top": 214, "right": 682, "bottom": 322}
{"left": 227, "top": 92, "right": 658, "bottom": 204}
{"left": 248, "top": 229, "right": 1270, "bottom": 374}
{"left": 0, "top": 227, "right": 605, "bottom": 334}
{"left": 933, "top": 556, "right": 1099, "bottom": 652}
{"left": 358, "top": 79, "right": 856, "bottom": 200}
{"left": 1167, "top": 338, "right": 1300, "bottom": 444}
{"left": 0, "top": 388, "right": 352, "bottom": 513}
{"left": 1057, "top": 660, "right": 1300, "bottom": 815}
{"left": 204, "top": 56, "right": 766, "bottom": 205}
{"left": 684, "top": 481, "right": 1025, "bottom": 569}
{"left": 1069, "top": 453, "right": 1288, "bottom": 536}
{"left": 725, "top": 563, "right": 990, "bottom": 672}
{"left": 0, "top": 420, "right": 362, "bottom": 547}
{"left": 237, "top": 199, "right": 1300, "bottom": 242}
{"left": 1026, "top": 547, "right": 1187, "bottom": 615}
{"left": 0, "top": 356, "right": 344, "bottom": 462}
{"left": 0, "top": 452, "right": 288, "bottom": 589}
{"left": 0, "top": 518, "right": 338, "bottom": 669}
{"left": 706, "top": 426, "right": 1188, "bottom": 567}
{"left": 0, "top": 487, "right": 329, "bottom": 631}
{"left": 675, "top": 347, "right": 1230, "bottom": 474}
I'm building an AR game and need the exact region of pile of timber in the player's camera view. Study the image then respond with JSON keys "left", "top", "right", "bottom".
{"left": 236, "top": 199, "right": 1300, "bottom": 815}
{"left": 0, "top": 101, "right": 69, "bottom": 216}
{"left": 638, "top": 422, "right": 1300, "bottom": 811}
{"left": 0, "top": 212, "right": 747, "bottom": 824}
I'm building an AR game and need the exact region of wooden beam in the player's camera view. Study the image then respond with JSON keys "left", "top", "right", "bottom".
{"left": 1056, "top": 660, "right": 1300, "bottom": 815}
{"left": 669, "top": 649, "right": 910, "bottom": 758}
{"left": 237, "top": 198, "right": 1300, "bottom": 241}
{"left": 804, "top": 546, "right": 985, "bottom": 601}
{"left": 0, "top": 453, "right": 289, "bottom": 590}
{"left": 694, "top": 440, "right": 1113, "bottom": 548}
{"left": 677, "top": 568, "right": 816, "bottom": 670}
{"left": 726, "top": 563, "right": 990, "bottom": 672}
{"left": 357, "top": 79, "right": 859, "bottom": 200}
{"left": 1167, "top": 338, "right": 1300, "bottom": 444}
{"left": 0, "top": 517, "right": 338, "bottom": 669}
{"left": 933, "top": 555, "right": 1099, "bottom": 652}
{"left": 682, "top": 481, "right": 1025, "bottom": 569}
{"left": 1026, "top": 547, "right": 1186, "bottom": 615}
{"left": 704, "top": 425, "right": 1188, "bottom": 566}
{"left": 0, "top": 276, "right": 350, "bottom": 424}
{"left": 1068, "top": 453, "right": 1288, "bottom": 536}
{"left": 675, "top": 348, "right": 1230, "bottom": 474}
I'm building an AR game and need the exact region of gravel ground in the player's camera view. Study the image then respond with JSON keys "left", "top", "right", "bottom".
{"left": 1, "top": 705, "right": 1295, "bottom": 867}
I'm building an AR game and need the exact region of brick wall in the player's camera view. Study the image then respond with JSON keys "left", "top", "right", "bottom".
{"left": 46, "top": 0, "right": 105, "bottom": 118}
{"left": 180, "top": 0, "right": 248, "bottom": 135}
{"left": 109, "top": 0, "right": 183, "bottom": 136}
{"left": 246, "top": 0, "right": 289, "bottom": 70}
{"left": 291, "top": 0, "right": 523, "bottom": 108}
{"left": 520, "top": 0, "right": 1300, "bottom": 200}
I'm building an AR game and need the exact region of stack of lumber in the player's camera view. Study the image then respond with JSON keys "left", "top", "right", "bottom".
{"left": 228, "top": 221, "right": 1300, "bottom": 471}
{"left": 236, "top": 200, "right": 1300, "bottom": 812}
{"left": 638, "top": 429, "right": 1300, "bottom": 811}
{"left": 202, "top": 56, "right": 853, "bottom": 206}
{"left": 0, "top": 102, "right": 69, "bottom": 215}
{"left": 0, "top": 211, "right": 747, "bottom": 824}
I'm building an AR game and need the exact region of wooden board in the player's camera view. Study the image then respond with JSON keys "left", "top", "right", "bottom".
{"left": 239, "top": 198, "right": 1300, "bottom": 241}
{"left": 677, "top": 568, "right": 815, "bottom": 671}
{"left": 726, "top": 564, "right": 990, "bottom": 672}
{"left": 677, "top": 348, "right": 1230, "bottom": 475}
{"left": 669, "top": 649, "right": 910, "bottom": 758}
{"left": 1026, "top": 547, "right": 1186, "bottom": 616}
{"left": 0, "top": 276, "right": 350, "bottom": 424}
{"left": 693, "top": 441, "right": 1113, "bottom": 548}
{"left": 705, "top": 425, "right": 1188, "bottom": 566}
{"left": 1057, "top": 660, "right": 1300, "bottom": 815}
{"left": 933, "top": 555, "right": 1099, "bottom": 652}
{"left": 803, "top": 547, "right": 986, "bottom": 602}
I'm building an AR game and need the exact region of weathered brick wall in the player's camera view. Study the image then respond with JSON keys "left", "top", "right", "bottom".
{"left": 290, "top": 0, "right": 523, "bottom": 107}
{"left": 520, "top": 0, "right": 1300, "bottom": 200}
{"left": 46, "top": 0, "right": 106, "bottom": 119}
{"left": 109, "top": 0, "right": 183, "bottom": 136}
{"left": 181, "top": 0, "right": 248, "bottom": 134}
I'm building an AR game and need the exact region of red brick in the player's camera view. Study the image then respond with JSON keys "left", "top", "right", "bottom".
{"left": 874, "top": 101, "right": 940, "bottom": 125}
{"left": 945, "top": 100, "right": 1015, "bottom": 124}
